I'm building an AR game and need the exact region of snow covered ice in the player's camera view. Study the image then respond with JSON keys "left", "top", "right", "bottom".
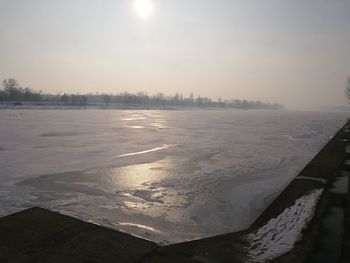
{"left": 0, "top": 109, "right": 348, "bottom": 244}
{"left": 247, "top": 189, "right": 323, "bottom": 263}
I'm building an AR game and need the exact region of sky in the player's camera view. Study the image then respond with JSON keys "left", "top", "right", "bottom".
{"left": 0, "top": 0, "right": 350, "bottom": 109}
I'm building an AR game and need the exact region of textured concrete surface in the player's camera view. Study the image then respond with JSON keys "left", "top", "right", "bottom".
{"left": 0, "top": 207, "right": 158, "bottom": 263}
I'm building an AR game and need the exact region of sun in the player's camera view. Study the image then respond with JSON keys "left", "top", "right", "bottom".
{"left": 134, "top": 0, "right": 154, "bottom": 19}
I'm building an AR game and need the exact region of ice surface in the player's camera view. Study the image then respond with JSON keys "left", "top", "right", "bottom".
{"left": 0, "top": 110, "right": 347, "bottom": 244}
{"left": 247, "top": 189, "right": 323, "bottom": 263}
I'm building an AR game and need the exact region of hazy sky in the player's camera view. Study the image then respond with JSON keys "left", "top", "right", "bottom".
{"left": 1, "top": 0, "right": 350, "bottom": 109}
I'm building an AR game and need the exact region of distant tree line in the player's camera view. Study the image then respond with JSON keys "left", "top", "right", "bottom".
{"left": 0, "top": 79, "right": 42, "bottom": 102}
{"left": 0, "top": 78, "right": 283, "bottom": 110}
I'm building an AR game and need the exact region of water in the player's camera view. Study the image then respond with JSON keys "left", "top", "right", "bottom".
{"left": 0, "top": 109, "right": 348, "bottom": 244}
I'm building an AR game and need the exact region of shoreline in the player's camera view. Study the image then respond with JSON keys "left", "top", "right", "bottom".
{"left": 0, "top": 104, "right": 283, "bottom": 111}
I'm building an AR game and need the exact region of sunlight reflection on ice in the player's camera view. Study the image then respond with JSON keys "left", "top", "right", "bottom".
{"left": 106, "top": 158, "right": 173, "bottom": 189}
{"left": 125, "top": 125, "right": 145, "bottom": 129}
{"left": 121, "top": 115, "right": 147, "bottom": 121}
{"left": 150, "top": 122, "right": 166, "bottom": 129}
{"left": 115, "top": 144, "right": 171, "bottom": 158}
{"left": 116, "top": 222, "right": 160, "bottom": 232}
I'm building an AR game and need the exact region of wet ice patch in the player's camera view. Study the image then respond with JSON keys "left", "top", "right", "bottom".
{"left": 247, "top": 189, "right": 323, "bottom": 263}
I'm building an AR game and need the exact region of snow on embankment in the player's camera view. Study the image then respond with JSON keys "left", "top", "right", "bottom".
{"left": 247, "top": 189, "right": 323, "bottom": 263}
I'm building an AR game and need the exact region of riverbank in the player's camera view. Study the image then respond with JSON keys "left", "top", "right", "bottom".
{"left": 1, "top": 121, "right": 349, "bottom": 262}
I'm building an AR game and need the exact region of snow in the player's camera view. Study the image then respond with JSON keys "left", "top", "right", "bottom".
{"left": 330, "top": 171, "right": 349, "bottom": 195}
{"left": 247, "top": 189, "right": 323, "bottom": 263}
{"left": 0, "top": 110, "right": 347, "bottom": 244}
{"left": 296, "top": 176, "right": 327, "bottom": 184}
{"left": 346, "top": 145, "right": 350, "bottom": 154}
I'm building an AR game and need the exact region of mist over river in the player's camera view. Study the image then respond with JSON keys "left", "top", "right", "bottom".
{"left": 0, "top": 109, "right": 348, "bottom": 244}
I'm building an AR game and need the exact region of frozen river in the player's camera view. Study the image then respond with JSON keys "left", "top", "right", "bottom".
{"left": 0, "top": 109, "right": 348, "bottom": 244}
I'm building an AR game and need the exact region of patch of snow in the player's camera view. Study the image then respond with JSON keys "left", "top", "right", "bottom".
{"left": 330, "top": 175, "right": 348, "bottom": 195}
{"left": 295, "top": 176, "right": 327, "bottom": 184}
{"left": 247, "top": 189, "right": 323, "bottom": 263}
{"left": 345, "top": 145, "right": 350, "bottom": 154}
{"left": 337, "top": 139, "right": 348, "bottom": 142}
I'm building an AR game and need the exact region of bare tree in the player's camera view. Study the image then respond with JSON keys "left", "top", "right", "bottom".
{"left": 3, "top": 78, "right": 19, "bottom": 91}
{"left": 3, "top": 78, "right": 20, "bottom": 100}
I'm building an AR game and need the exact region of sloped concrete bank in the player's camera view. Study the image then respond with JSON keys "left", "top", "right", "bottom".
{"left": 1, "top": 122, "right": 349, "bottom": 263}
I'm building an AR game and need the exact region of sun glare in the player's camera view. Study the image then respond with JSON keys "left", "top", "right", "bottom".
{"left": 134, "top": 0, "right": 154, "bottom": 19}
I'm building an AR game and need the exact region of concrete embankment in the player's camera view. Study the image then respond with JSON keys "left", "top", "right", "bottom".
{"left": 1, "top": 122, "right": 350, "bottom": 263}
